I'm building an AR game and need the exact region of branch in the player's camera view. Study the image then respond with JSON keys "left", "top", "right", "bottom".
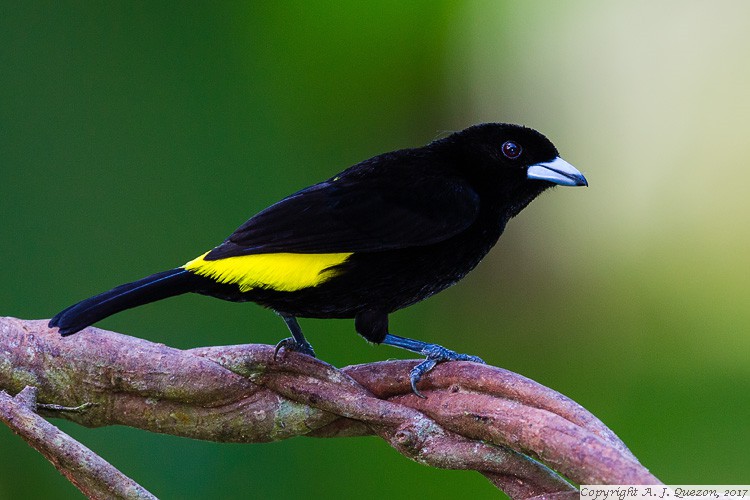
{"left": 0, "top": 386, "right": 156, "bottom": 499}
{"left": 0, "top": 317, "right": 661, "bottom": 498}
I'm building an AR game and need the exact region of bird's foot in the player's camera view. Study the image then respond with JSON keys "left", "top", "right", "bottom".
{"left": 410, "top": 344, "right": 485, "bottom": 398}
{"left": 274, "top": 337, "right": 316, "bottom": 360}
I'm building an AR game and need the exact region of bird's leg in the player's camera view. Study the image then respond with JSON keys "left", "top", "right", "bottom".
{"left": 381, "top": 333, "right": 485, "bottom": 398}
{"left": 274, "top": 314, "right": 316, "bottom": 359}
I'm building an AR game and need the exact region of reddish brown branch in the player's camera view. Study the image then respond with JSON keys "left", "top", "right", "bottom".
{"left": 0, "top": 317, "right": 661, "bottom": 498}
{"left": 0, "top": 386, "right": 156, "bottom": 499}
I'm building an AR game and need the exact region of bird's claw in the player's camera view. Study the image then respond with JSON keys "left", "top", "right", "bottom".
{"left": 409, "top": 345, "right": 485, "bottom": 398}
{"left": 273, "top": 337, "right": 316, "bottom": 360}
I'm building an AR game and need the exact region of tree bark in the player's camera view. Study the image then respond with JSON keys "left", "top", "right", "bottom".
{"left": 0, "top": 317, "right": 661, "bottom": 499}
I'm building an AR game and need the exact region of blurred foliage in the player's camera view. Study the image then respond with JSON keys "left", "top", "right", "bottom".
{"left": 1, "top": 1, "right": 749, "bottom": 498}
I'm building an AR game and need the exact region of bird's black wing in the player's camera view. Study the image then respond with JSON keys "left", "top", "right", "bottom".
{"left": 205, "top": 169, "right": 479, "bottom": 259}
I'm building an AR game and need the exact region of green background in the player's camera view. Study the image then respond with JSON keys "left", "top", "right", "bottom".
{"left": 2, "top": 2, "right": 749, "bottom": 498}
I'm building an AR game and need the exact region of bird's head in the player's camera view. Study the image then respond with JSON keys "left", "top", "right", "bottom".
{"left": 436, "top": 123, "right": 588, "bottom": 219}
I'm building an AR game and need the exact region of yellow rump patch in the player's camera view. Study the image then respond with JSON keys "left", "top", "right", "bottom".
{"left": 183, "top": 251, "right": 352, "bottom": 292}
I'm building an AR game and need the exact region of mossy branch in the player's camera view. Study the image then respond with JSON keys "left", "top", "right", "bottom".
{"left": 0, "top": 317, "right": 661, "bottom": 499}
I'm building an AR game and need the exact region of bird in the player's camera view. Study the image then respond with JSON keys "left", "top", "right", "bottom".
{"left": 49, "top": 123, "right": 587, "bottom": 396}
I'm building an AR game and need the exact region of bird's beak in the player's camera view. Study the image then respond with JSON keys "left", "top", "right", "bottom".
{"left": 527, "top": 157, "right": 588, "bottom": 187}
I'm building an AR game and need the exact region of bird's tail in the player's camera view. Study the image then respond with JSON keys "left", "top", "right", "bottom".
{"left": 49, "top": 268, "right": 201, "bottom": 336}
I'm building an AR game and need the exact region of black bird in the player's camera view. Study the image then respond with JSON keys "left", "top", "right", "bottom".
{"left": 50, "top": 123, "right": 587, "bottom": 395}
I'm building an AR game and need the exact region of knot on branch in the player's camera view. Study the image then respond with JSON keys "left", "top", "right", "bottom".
{"left": 393, "top": 417, "right": 435, "bottom": 451}
{"left": 0, "top": 317, "right": 661, "bottom": 499}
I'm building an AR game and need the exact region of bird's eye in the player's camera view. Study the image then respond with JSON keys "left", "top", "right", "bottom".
{"left": 501, "top": 141, "right": 522, "bottom": 159}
